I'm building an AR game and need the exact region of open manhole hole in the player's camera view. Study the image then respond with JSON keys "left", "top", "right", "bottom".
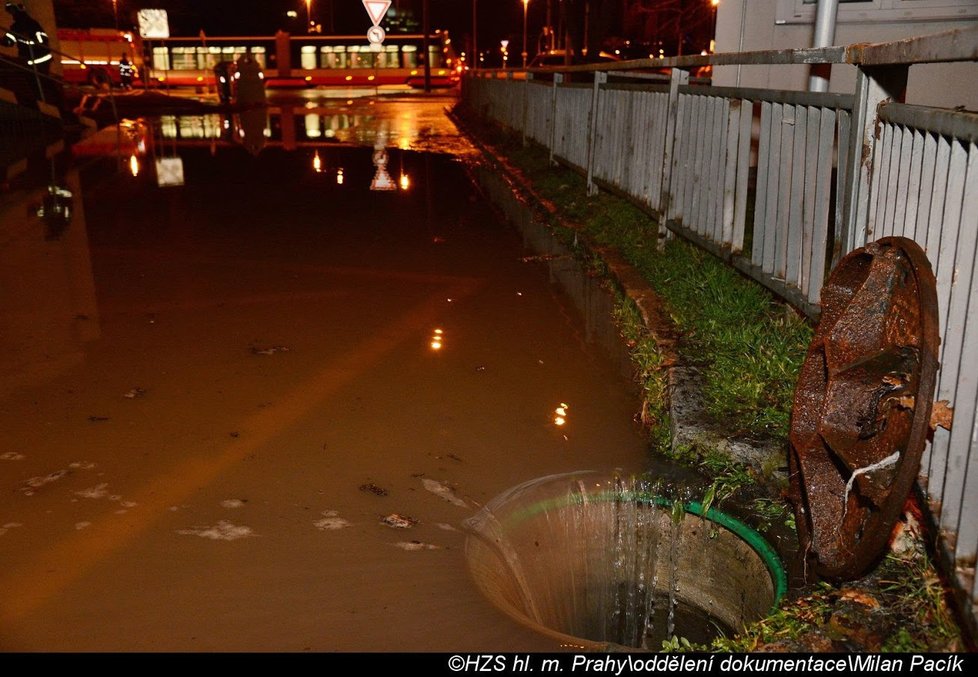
{"left": 464, "top": 471, "right": 786, "bottom": 650}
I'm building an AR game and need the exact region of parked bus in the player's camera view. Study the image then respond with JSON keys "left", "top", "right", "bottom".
{"left": 57, "top": 28, "right": 460, "bottom": 90}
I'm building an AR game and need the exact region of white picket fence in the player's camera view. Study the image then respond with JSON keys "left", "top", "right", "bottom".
{"left": 461, "top": 25, "right": 978, "bottom": 632}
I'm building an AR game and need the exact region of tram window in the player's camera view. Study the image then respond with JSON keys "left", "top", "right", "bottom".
{"left": 402, "top": 44, "right": 418, "bottom": 69}
{"left": 301, "top": 45, "right": 317, "bottom": 69}
{"left": 171, "top": 46, "right": 197, "bottom": 70}
{"left": 376, "top": 44, "right": 398, "bottom": 68}
{"left": 348, "top": 45, "right": 369, "bottom": 68}
{"left": 321, "top": 46, "right": 348, "bottom": 69}
{"left": 152, "top": 46, "right": 170, "bottom": 70}
{"left": 428, "top": 45, "right": 443, "bottom": 68}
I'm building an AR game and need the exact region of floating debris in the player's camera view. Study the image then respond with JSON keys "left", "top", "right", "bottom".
{"left": 177, "top": 521, "right": 255, "bottom": 541}
{"left": 359, "top": 483, "right": 389, "bottom": 497}
{"left": 21, "top": 470, "right": 70, "bottom": 495}
{"left": 221, "top": 499, "right": 247, "bottom": 509}
{"left": 68, "top": 461, "right": 96, "bottom": 470}
{"left": 74, "top": 483, "right": 110, "bottom": 499}
{"left": 75, "top": 522, "right": 91, "bottom": 530}
{"left": 446, "top": 453, "right": 463, "bottom": 463}
{"left": 0, "top": 523, "right": 24, "bottom": 536}
{"left": 123, "top": 387, "right": 146, "bottom": 399}
{"left": 422, "top": 478, "right": 468, "bottom": 508}
{"left": 436, "top": 523, "right": 458, "bottom": 532}
{"left": 1, "top": 452, "right": 25, "bottom": 461}
{"left": 88, "top": 416, "right": 110, "bottom": 423}
{"left": 315, "top": 510, "right": 352, "bottom": 531}
{"left": 250, "top": 345, "right": 291, "bottom": 356}
{"left": 381, "top": 513, "right": 418, "bottom": 529}
{"left": 393, "top": 541, "right": 441, "bottom": 551}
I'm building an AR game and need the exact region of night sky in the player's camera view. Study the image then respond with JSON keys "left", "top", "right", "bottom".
{"left": 53, "top": 0, "right": 550, "bottom": 56}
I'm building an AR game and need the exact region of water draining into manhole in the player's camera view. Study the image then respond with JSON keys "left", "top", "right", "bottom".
{"left": 464, "top": 471, "right": 786, "bottom": 650}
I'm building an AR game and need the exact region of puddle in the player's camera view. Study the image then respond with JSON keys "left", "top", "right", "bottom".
{"left": 0, "top": 96, "right": 661, "bottom": 650}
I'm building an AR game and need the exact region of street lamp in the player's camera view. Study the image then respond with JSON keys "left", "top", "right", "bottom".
{"left": 521, "top": 0, "right": 529, "bottom": 69}
{"left": 305, "top": 0, "right": 314, "bottom": 33}
{"left": 711, "top": 0, "right": 719, "bottom": 53}
{"left": 112, "top": 0, "right": 119, "bottom": 30}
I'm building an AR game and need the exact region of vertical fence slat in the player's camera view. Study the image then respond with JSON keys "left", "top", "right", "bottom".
{"left": 702, "top": 96, "right": 719, "bottom": 238}
{"left": 670, "top": 93, "right": 690, "bottom": 221}
{"left": 893, "top": 125, "right": 914, "bottom": 238}
{"left": 722, "top": 99, "right": 740, "bottom": 247}
{"left": 801, "top": 107, "right": 819, "bottom": 298}
{"left": 927, "top": 135, "right": 964, "bottom": 516}
{"left": 835, "top": 110, "right": 852, "bottom": 260}
{"left": 761, "top": 102, "right": 781, "bottom": 273}
{"left": 786, "top": 105, "right": 808, "bottom": 286}
{"left": 883, "top": 124, "right": 903, "bottom": 238}
{"left": 688, "top": 96, "right": 706, "bottom": 231}
{"left": 808, "top": 107, "right": 836, "bottom": 305}
{"left": 712, "top": 97, "right": 729, "bottom": 245}
{"left": 902, "top": 128, "right": 925, "bottom": 241}
{"left": 932, "top": 140, "right": 973, "bottom": 535}
{"left": 733, "top": 99, "right": 752, "bottom": 254}
{"left": 948, "top": 144, "right": 978, "bottom": 581}
{"left": 915, "top": 132, "right": 938, "bottom": 247}
{"left": 869, "top": 121, "right": 891, "bottom": 240}
{"left": 774, "top": 104, "right": 794, "bottom": 279}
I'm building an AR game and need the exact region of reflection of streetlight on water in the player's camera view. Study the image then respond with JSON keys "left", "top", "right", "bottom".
{"left": 500, "top": 39, "right": 509, "bottom": 68}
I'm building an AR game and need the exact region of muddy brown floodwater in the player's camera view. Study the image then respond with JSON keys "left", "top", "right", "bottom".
{"left": 0, "top": 96, "right": 652, "bottom": 651}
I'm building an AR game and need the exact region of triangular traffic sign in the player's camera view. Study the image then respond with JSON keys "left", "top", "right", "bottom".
{"left": 362, "top": 0, "right": 391, "bottom": 26}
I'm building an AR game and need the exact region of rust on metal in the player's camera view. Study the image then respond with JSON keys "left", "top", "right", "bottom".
{"left": 789, "top": 237, "right": 941, "bottom": 580}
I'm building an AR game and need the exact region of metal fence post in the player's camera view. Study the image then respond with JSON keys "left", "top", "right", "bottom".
{"left": 839, "top": 64, "right": 908, "bottom": 262}
{"left": 586, "top": 71, "right": 608, "bottom": 196}
{"left": 659, "top": 68, "right": 690, "bottom": 248}
{"left": 549, "top": 73, "right": 563, "bottom": 167}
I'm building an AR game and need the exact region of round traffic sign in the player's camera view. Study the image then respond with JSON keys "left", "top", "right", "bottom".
{"left": 367, "top": 25, "right": 386, "bottom": 45}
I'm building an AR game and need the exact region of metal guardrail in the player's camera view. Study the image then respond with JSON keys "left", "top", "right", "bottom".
{"left": 461, "top": 24, "right": 978, "bottom": 633}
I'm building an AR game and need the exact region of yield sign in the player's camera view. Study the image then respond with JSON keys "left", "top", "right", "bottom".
{"left": 362, "top": 0, "right": 391, "bottom": 26}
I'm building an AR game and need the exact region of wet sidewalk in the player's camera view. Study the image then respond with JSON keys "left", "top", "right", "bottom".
{"left": 0, "top": 98, "right": 650, "bottom": 650}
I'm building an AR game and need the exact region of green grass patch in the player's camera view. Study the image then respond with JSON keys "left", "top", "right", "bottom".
{"left": 498, "top": 133, "right": 813, "bottom": 442}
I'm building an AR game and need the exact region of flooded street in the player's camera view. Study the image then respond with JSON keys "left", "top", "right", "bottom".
{"left": 0, "top": 96, "right": 652, "bottom": 651}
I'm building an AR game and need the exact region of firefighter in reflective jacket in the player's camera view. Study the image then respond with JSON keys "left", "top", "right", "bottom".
{"left": 2, "top": 2, "right": 51, "bottom": 75}
{"left": 119, "top": 54, "right": 134, "bottom": 89}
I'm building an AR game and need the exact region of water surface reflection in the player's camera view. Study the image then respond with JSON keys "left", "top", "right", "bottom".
{"left": 0, "top": 98, "right": 650, "bottom": 651}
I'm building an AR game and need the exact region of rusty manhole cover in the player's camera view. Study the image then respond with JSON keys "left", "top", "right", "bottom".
{"left": 789, "top": 237, "right": 940, "bottom": 580}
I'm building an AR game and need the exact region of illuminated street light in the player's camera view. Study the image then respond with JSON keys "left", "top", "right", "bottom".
{"left": 711, "top": 0, "right": 720, "bottom": 52}
{"left": 521, "top": 0, "right": 529, "bottom": 69}
{"left": 305, "top": 0, "right": 314, "bottom": 33}
{"left": 500, "top": 39, "right": 509, "bottom": 68}
{"left": 112, "top": 0, "right": 119, "bottom": 30}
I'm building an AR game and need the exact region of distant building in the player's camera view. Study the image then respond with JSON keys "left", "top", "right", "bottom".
{"left": 713, "top": 0, "right": 978, "bottom": 109}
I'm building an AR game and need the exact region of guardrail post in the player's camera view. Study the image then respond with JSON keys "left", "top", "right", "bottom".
{"left": 586, "top": 71, "right": 607, "bottom": 196}
{"left": 839, "top": 64, "right": 908, "bottom": 261}
{"left": 659, "top": 67, "right": 689, "bottom": 249}
{"left": 549, "top": 73, "right": 563, "bottom": 167}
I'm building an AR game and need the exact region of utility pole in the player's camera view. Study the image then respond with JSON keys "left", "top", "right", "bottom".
{"left": 422, "top": 0, "right": 431, "bottom": 92}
